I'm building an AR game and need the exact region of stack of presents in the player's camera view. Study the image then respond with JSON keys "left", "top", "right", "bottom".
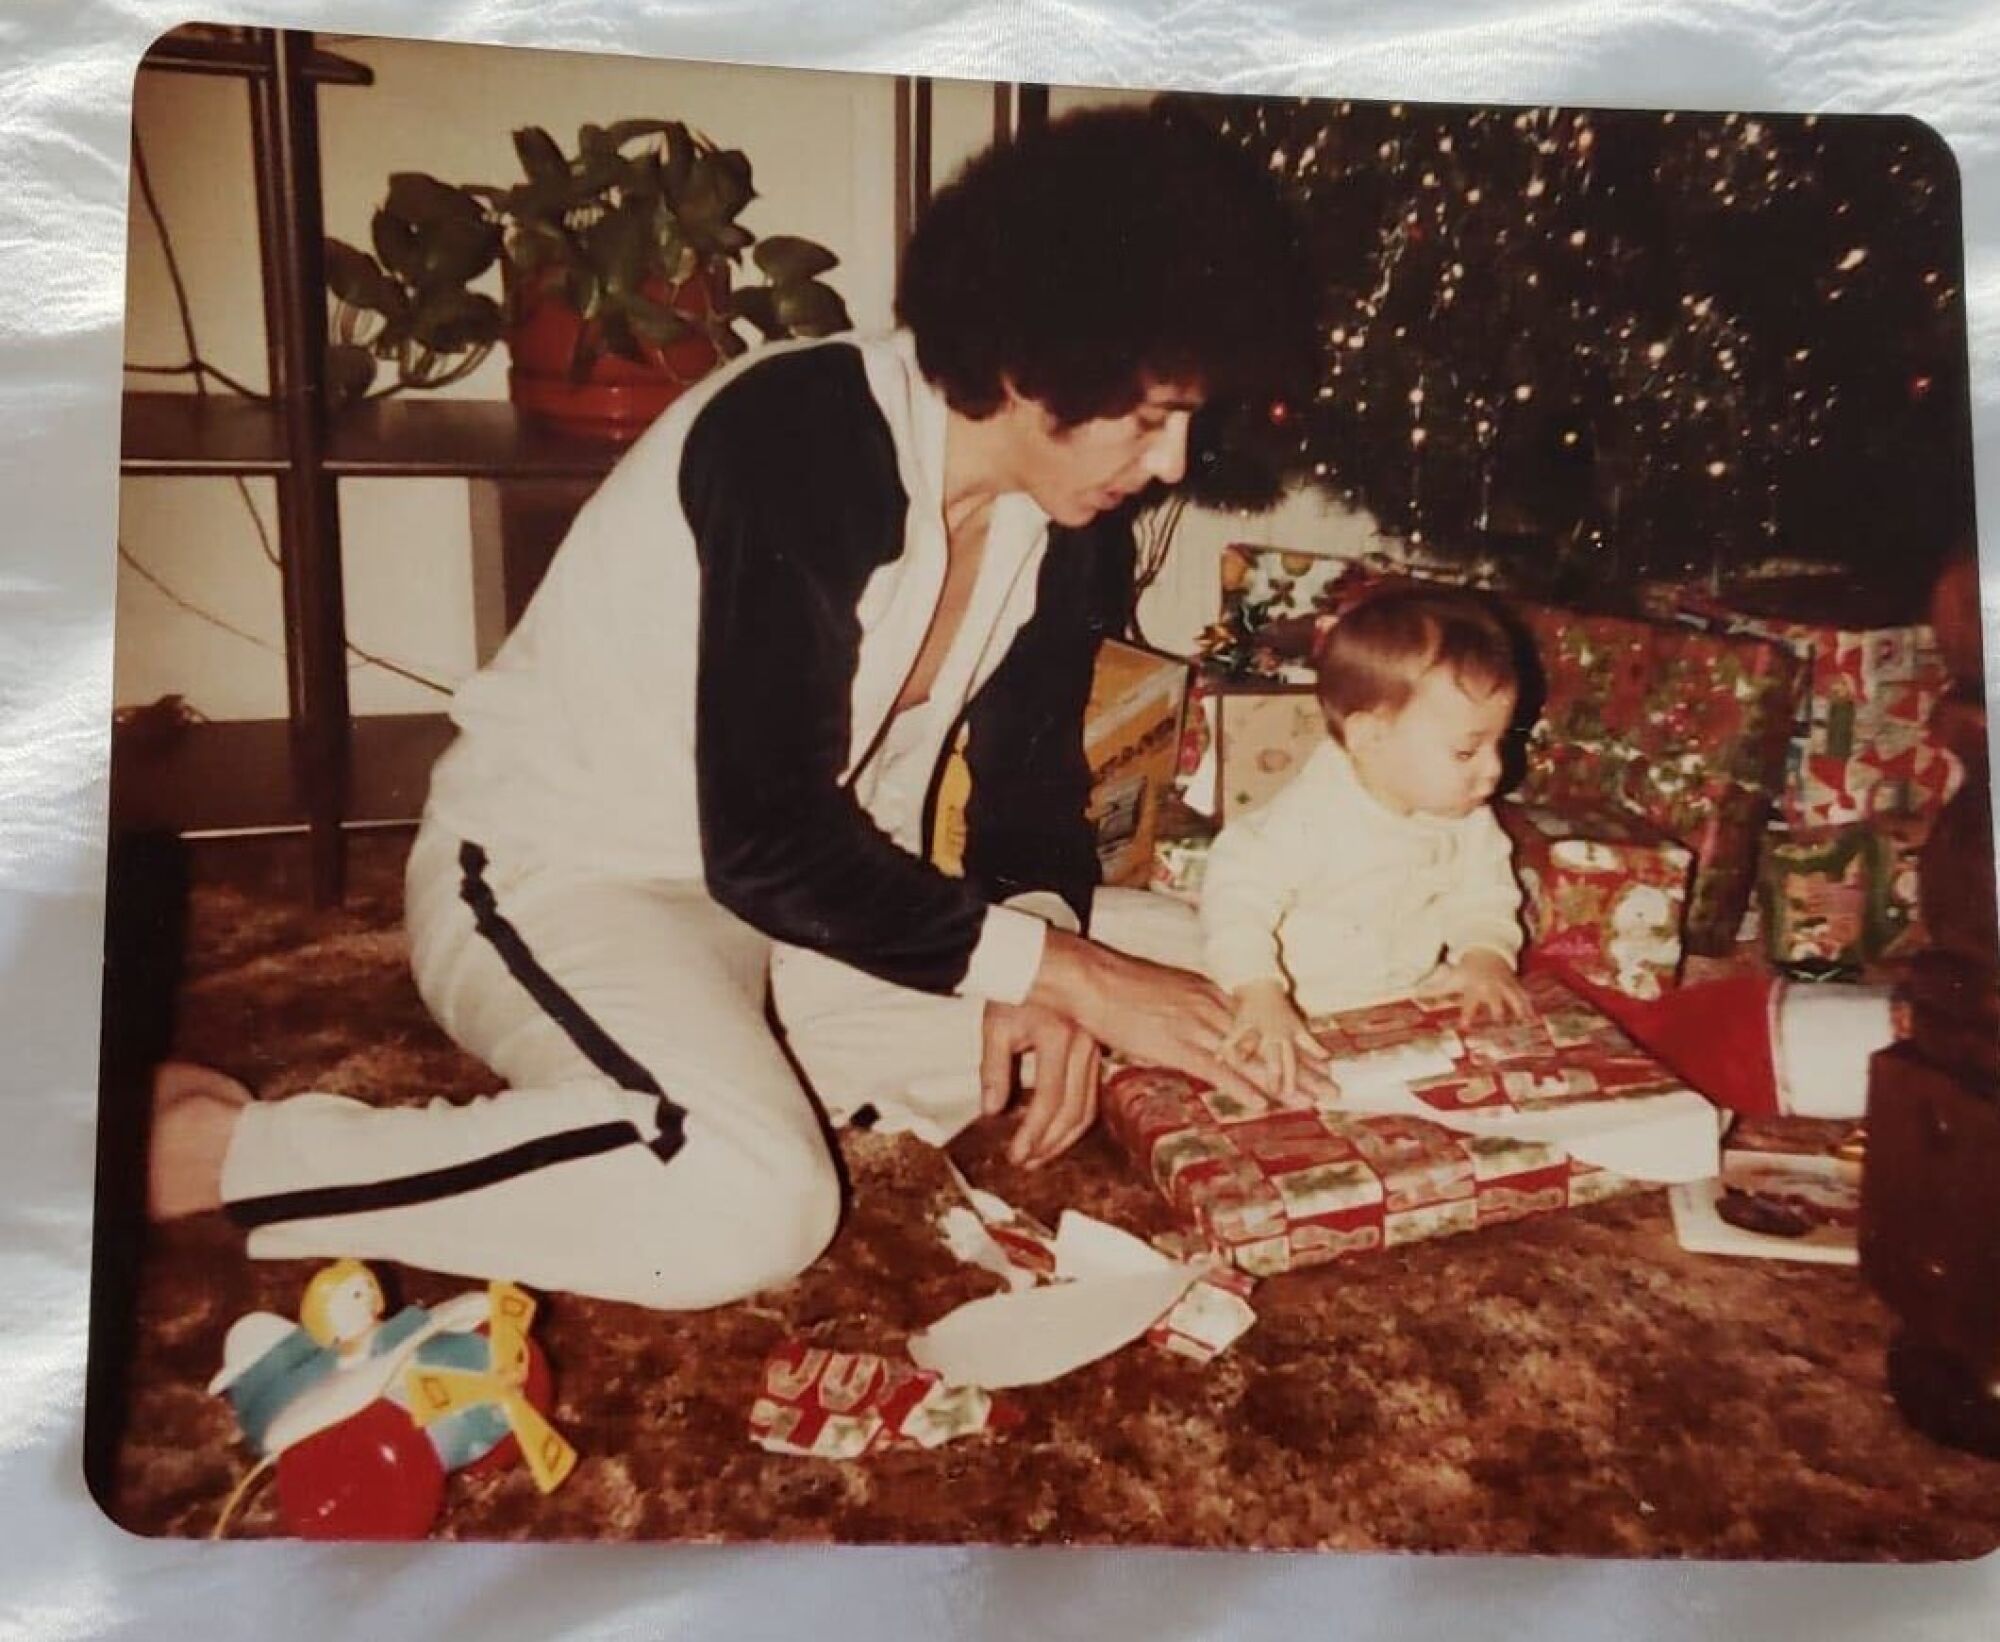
{"left": 1035, "top": 544, "right": 1952, "bottom": 1276}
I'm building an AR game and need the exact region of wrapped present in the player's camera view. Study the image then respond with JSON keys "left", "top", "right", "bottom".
{"left": 1756, "top": 816, "right": 1930, "bottom": 968}
{"left": 1638, "top": 578, "right": 1957, "bottom": 830}
{"left": 1212, "top": 683, "right": 1326, "bottom": 822}
{"left": 1512, "top": 603, "right": 1800, "bottom": 955}
{"left": 1498, "top": 798, "right": 1692, "bottom": 999}
{"left": 932, "top": 637, "right": 1188, "bottom": 889}
{"left": 1102, "top": 973, "right": 1689, "bottom": 1276}
{"left": 747, "top": 1341, "right": 1008, "bottom": 1459}
{"left": 1201, "top": 547, "right": 1482, "bottom": 683}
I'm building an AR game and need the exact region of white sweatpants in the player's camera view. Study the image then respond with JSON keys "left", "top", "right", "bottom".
{"left": 219, "top": 821, "right": 1198, "bottom": 1310}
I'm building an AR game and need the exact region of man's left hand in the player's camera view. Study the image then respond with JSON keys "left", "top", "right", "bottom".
{"left": 980, "top": 1000, "right": 1102, "bottom": 1168}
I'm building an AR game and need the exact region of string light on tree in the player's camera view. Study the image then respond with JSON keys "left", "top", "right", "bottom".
{"left": 1177, "top": 90, "right": 1968, "bottom": 605}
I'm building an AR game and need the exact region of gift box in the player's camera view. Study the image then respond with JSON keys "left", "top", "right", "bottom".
{"left": 932, "top": 637, "right": 1188, "bottom": 889}
{"left": 1102, "top": 973, "right": 1686, "bottom": 1276}
{"left": 1212, "top": 683, "right": 1325, "bottom": 822}
{"left": 1498, "top": 798, "right": 1693, "bottom": 999}
{"left": 1639, "top": 578, "right": 1957, "bottom": 830}
{"left": 1756, "top": 816, "right": 1930, "bottom": 968}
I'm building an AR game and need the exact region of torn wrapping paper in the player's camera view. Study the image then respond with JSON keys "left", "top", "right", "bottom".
{"left": 1103, "top": 972, "right": 1719, "bottom": 1276}
{"left": 916, "top": 1172, "right": 1257, "bottom": 1384}
{"left": 748, "top": 1340, "right": 1010, "bottom": 1459}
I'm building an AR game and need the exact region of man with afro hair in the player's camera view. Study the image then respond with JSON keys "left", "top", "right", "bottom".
{"left": 150, "top": 104, "right": 1321, "bottom": 1311}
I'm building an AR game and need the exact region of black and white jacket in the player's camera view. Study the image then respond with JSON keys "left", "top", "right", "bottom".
{"left": 425, "top": 331, "right": 1131, "bottom": 1003}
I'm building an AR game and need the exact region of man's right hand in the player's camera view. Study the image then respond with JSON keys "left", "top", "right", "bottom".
{"left": 1028, "top": 929, "right": 1331, "bottom": 1105}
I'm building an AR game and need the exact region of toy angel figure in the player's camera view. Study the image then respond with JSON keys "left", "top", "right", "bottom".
{"left": 208, "top": 1260, "right": 572, "bottom": 1538}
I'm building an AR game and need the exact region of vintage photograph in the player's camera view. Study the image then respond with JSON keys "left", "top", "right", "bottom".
{"left": 90, "top": 21, "right": 1999, "bottom": 1554}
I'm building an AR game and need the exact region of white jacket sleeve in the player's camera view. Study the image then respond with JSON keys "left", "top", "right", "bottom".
{"left": 1199, "top": 764, "right": 1324, "bottom": 993}
{"left": 1442, "top": 805, "right": 1525, "bottom": 965}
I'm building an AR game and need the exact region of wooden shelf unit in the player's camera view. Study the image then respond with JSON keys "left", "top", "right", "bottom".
{"left": 119, "top": 29, "right": 645, "bottom": 898}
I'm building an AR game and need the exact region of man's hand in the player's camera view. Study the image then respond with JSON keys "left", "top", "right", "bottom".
{"left": 1223, "top": 978, "right": 1331, "bottom": 1107}
{"left": 1449, "top": 948, "right": 1532, "bottom": 1026}
{"left": 1028, "top": 930, "right": 1337, "bottom": 1105}
{"left": 980, "top": 999, "right": 1101, "bottom": 1168}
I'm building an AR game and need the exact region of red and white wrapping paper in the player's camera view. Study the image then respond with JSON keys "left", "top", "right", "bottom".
{"left": 748, "top": 1341, "right": 1010, "bottom": 1458}
{"left": 1104, "top": 973, "right": 1716, "bottom": 1277}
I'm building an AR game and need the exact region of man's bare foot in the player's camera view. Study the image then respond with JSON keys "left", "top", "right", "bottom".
{"left": 148, "top": 1063, "right": 252, "bottom": 1220}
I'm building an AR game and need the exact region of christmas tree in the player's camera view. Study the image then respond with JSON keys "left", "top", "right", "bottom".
{"left": 1169, "top": 95, "right": 1971, "bottom": 615}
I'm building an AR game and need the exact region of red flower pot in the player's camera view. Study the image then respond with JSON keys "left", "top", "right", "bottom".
{"left": 504, "top": 265, "right": 727, "bottom": 443}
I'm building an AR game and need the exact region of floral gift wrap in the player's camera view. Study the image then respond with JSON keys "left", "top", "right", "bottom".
{"left": 1511, "top": 605, "right": 1800, "bottom": 955}
{"left": 1498, "top": 798, "right": 1693, "bottom": 999}
{"left": 1101, "top": 974, "right": 1692, "bottom": 1277}
{"left": 1756, "top": 816, "right": 1930, "bottom": 969}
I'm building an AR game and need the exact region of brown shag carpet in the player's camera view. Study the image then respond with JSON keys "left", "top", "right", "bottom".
{"left": 90, "top": 832, "right": 2000, "bottom": 1558}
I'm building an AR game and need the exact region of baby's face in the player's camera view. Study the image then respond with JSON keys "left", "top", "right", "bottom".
{"left": 1348, "top": 668, "right": 1515, "bottom": 819}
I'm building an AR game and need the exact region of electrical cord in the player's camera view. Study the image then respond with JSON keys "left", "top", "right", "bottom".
{"left": 127, "top": 127, "right": 453, "bottom": 698}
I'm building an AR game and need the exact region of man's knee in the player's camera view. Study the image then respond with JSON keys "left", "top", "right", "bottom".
{"left": 613, "top": 1129, "right": 841, "bottom": 1311}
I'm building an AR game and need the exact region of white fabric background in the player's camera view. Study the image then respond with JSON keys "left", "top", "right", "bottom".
{"left": 3, "top": 1, "right": 1997, "bottom": 1635}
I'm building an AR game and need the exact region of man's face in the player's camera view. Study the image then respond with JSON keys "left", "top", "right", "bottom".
{"left": 1346, "top": 668, "right": 1516, "bottom": 820}
{"left": 1010, "top": 380, "right": 1203, "bottom": 526}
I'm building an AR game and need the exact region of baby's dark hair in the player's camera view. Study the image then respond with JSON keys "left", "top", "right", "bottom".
{"left": 895, "top": 104, "right": 1316, "bottom": 427}
{"left": 1316, "top": 587, "right": 1519, "bottom": 739}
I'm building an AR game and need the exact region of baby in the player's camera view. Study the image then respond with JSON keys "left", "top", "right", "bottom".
{"left": 1200, "top": 585, "right": 1531, "bottom": 1098}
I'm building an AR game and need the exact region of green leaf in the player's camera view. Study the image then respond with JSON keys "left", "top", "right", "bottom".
{"left": 601, "top": 118, "right": 678, "bottom": 152}
{"left": 660, "top": 121, "right": 697, "bottom": 198}
{"left": 418, "top": 214, "right": 502, "bottom": 289}
{"left": 622, "top": 291, "right": 694, "bottom": 346}
{"left": 727, "top": 285, "right": 782, "bottom": 339}
{"left": 370, "top": 207, "right": 424, "bottom": 284}
{"left": 325, "top": 341, "right": 377, "bottom": 406}
{"left": 513, "top": 126, "right": 568, "bottom": 184}
{"left": 708, "top": 149, "right": 754, "bottom": 218}
{"left": 384, "top": 171, "right": 482, "bottom": 229}
{"left": 584, "top": 203, "right": 653, "bottom": 295}
{"left": 323, "top": 238, "right": 401, "bottom": 315}
{"left": 771, "top": 277, "right": 851, "bottom": 337}
{"left": 752, "top": 235, "right": 839, "bottom": 284}
{"left": 409, "top": 287, "right": 504, "bottom": 354}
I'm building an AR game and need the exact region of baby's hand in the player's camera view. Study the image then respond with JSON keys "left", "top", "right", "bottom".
{"left": 1223, "top": 980, "right": 1330, "bottom": 1106}
{"left": 1452, "top": 948, "right": 1531, "bottom": 1026}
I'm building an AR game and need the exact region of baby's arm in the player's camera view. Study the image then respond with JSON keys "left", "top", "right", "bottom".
{"left": 1199, "top": 776, "right": 1332, "bottom": 1101}
{"left": 1440, "top": 807, "right": 1530, "bottom": 1024}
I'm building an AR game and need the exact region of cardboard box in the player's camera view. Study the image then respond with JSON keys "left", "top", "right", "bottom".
{"left": 1083, "top": 640, "right": 1192, "bottom": 886}
{"left": 931, "top": 639, "right": 1188, "bottom": 890}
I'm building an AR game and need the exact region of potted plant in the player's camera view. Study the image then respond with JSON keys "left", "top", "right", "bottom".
{"left": 324, "top": 120, "right": 853, "bottom": 440}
